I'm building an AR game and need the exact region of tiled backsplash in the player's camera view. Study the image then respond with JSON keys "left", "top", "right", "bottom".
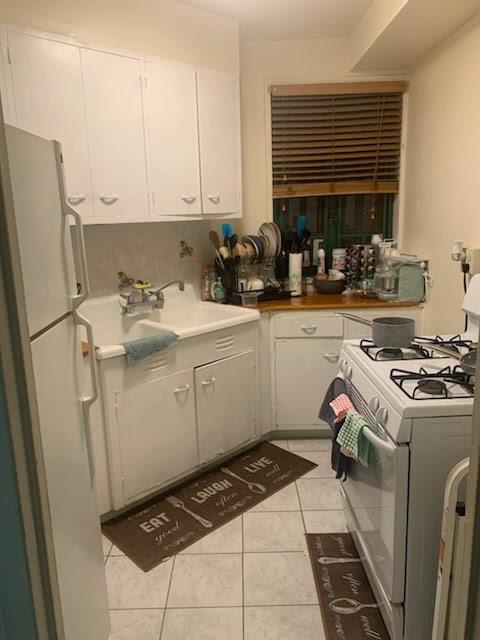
{"left": 76, "top": 221, "right": 213, "bottom": 294}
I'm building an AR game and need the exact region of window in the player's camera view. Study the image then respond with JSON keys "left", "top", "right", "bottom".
{"left": 270, "top": 81, "right": 406, "bottom": 265}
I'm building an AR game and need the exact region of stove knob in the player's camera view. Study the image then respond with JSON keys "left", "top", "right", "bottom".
{"left": 344, "top": 364, "right": 352, "bottom": 380}
{"left": 368, "top": 397, "right": 380, "bottom": 414}
{"left": 376, "top": 406, "right": 389, "bottom": 426}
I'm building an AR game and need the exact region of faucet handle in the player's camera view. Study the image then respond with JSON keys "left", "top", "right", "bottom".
{"left": 119, "top": 291, "right": 136, "bottom": 315}
{"left": 147, "top": 287, "right": 164, "bottom": 298}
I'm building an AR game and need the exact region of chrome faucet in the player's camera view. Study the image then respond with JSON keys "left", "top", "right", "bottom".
{"left": 119, "top": 280, "right": 185, "bottom": 315}
{"left": 146, "top": 281, "right": 185, "bottom": 310}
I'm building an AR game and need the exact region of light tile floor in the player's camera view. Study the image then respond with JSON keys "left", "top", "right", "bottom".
{"left": 104, "top": 438, "right": 344, "bottom": 640}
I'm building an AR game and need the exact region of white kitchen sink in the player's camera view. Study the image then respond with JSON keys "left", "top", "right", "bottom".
{"left": 79, "top": 284, "right": 259, "bottom": 359}
{"left": 153, "top": 284, "right": 259, "bottom": 338}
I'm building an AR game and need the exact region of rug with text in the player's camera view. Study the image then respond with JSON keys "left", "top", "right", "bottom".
{"left": 306, "top": 532, "right": 391, "bottom": 639}
{"left": 103, "top": 441, "right": 316, "bottom": 571}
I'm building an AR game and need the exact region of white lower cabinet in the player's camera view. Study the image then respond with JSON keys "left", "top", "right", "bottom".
{"left": 271, "top": 308, "right": 424, "bottom": 433}
{"left": 275, "top": 338, "right": 343, "bottom": 428}
{"left": 116, "top": 369, "right": 198, "bottom": 502}
{"left": 195, "top": 351, "right": 256, "bottom": 463}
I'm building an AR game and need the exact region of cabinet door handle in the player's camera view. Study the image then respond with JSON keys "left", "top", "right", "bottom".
{"left": 201, "top": 377, "right": 216, "bottom": 387}
{"left": 323, "top": 352, "right": 339, "bottom": 362}
{"left": 67, "top": 194, "right": 86, "bottom": 205}
{"left": 181, "top": 195, "right": 196, "bottom": 204}
{"left": 174, "top": 384, "right": 190, "bottom": 394}
{"left": 99, "top": 194, "right": 118, "bottom": 205}
{"left": 300, "top": 324, "right": 317, "bottom": 334}
{"left": 207, "top": 195, "right": 220, "bottom": 204}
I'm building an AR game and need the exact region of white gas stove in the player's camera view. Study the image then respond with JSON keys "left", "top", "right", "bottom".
{"left": 336, "top": 276, "right": 480, "bottom": 640}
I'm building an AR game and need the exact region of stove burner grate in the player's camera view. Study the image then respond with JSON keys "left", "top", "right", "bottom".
{"left": 360, "top": 339, "right": 432, "bottom": 361}
{"left": 415, "top": 334, "right": 473, "bottom": 354}
{"left": 390, "top": 365, "right": 475, "bottom": 400}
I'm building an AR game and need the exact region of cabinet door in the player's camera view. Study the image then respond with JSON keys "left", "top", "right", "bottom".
{"left": 116, "top": 370, "right": 197, "bottom": 502}
{"left": 195, "top": 351, "right": 256, "bottom": 463}
{"left": 144, "top": 60, "right": 201, "bottom": 216}
{"left": 81, "top": 48, "right": 148, "bottom": 219}
{"left": 5, "top": 31, "right": 94, "bottom": 217}
{"left": 196, "top": 68, "right": 240, "bottom": 215}
{"left": 275, "top": 339, "right": 343, "bottom": 427}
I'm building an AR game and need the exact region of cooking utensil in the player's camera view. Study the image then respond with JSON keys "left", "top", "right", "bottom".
{"left": 221, "top": 222, "right": 233, "bottom": 239}
{"left": 220, "top": 467, "right": 267, "bottom": 494}
{"left": 340, "top": 313, "right": 479, "bottom": 373}
{"left": 209, "top": 230, "right": 225, "bottom": 269}
{"left": 166, "top": 496, "right": 213, "bottom": 528}
{"left": 414, "top": 340, "right": 478, "bottom": 376}
{"left": 219, "top": 246, "right": 229, "bottom": 260}
{"left": 338, "top": 313, "right": 415, "bottom": 349}
{"left": 296, "top": 214, "right": 306, "bottom": 239}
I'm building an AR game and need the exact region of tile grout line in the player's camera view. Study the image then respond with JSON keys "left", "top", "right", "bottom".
{"left": 109, "top": 603, "right": 323, "bottom": 610}
{"left": 294, "top": 480, "right": 308, "bottom": 536}
{"left": 158, "top": 555, "right": 176, "bottom": 640}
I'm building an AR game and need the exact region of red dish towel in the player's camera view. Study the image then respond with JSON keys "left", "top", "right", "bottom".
{"left": 329, "top": 394, "right": 354, "bottom": 424}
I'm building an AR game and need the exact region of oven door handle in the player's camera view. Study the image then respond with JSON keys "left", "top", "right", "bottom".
{"left": 363, "top": 426, "right": 397, "bottom": 454}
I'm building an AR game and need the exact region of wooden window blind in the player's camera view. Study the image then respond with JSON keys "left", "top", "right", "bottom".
{"left": 271, "top": 81, "right": 407, "bottom": 198}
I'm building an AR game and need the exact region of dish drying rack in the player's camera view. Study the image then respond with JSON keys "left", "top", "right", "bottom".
{"left": 214, "top": 255, "right": 292, "bottom": 303}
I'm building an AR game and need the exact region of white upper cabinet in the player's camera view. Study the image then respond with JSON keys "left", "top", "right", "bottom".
{"left": 5, "top": 31, "right": 94, "bottom": 217}
{"left": 81, "top": 49, "right": 148, "bottom": 219}
{"left": 0, "top": 25, "right": 242, "bottom": 222}
{"left": 144, "top": 60, "right": 201, "bottom": 216}
{"left": 197, "top": 68, "right": 241, "bottom": 216}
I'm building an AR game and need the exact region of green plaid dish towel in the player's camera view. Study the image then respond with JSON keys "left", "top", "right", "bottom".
{"left": 336, "top": 411, "right": 372, "bottom": 467}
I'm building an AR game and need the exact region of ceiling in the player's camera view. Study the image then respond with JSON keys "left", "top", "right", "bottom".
{"left": 176, "top": 0, "right": 375, "bottom": 41}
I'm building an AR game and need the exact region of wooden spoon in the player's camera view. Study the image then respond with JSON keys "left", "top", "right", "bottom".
{"left": 209, "top": 230, "right": 224, "bottom": 268}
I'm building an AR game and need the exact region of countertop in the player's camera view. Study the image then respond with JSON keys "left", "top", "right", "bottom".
{"left": 255, "top": 293, "right": 423, "bottom": 313}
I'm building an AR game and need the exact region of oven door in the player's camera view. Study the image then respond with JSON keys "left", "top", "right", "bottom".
{"left": 343, "top": 384, "right": 409, "bottom": 604}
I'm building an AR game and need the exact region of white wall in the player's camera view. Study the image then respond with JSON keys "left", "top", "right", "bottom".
{"left": 351, "top": 0, "right": 408, "bottom": 65}
{"left": 402, "top": 17, "right": 480, "bottom": 333}
{"left": 0, "top": 0, "right": 239, "bottom": 74}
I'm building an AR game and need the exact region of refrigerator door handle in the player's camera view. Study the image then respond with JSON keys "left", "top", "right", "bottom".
{"left": 68, "top": 206, "right": 90, "bottom": 309}
{"left": 53, "top": 140, "right": 90, "bottom": 309}
{"left": 75, "top": 309, "right": 98, "bottom": 479}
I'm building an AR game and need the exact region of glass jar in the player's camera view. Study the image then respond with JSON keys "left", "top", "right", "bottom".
{"left": 374, "top": 259, "right": 399, "bottom": 300}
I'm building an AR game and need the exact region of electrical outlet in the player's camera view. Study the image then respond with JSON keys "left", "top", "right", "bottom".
{"left": 465, "top": 248, "right": 480, "bottom": 275}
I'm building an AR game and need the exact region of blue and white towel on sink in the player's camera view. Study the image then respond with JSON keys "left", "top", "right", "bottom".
{"left": 121, "top": 330, "right": 178, "bottom": 367}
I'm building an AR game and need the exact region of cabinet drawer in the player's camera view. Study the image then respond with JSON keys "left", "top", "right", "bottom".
{"left": 273, "top": 314, "right": 343, "bottom": 338}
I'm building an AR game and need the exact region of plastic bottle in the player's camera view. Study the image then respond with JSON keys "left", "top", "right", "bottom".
{"left": 201, "top": 267, "right": 212, "bottom": 301}
{"left": 211, "top": 277, "right": 226, "bottom": 303}
{"left": 317, "top": 248, "right": 326, "bottom": 275}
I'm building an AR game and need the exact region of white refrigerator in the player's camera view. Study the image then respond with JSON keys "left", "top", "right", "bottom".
{"left": 4, "top": 124, "right": 109, "bottom": 639}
